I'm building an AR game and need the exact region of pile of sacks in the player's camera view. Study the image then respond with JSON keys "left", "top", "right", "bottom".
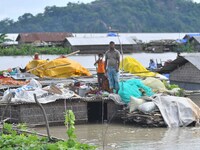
{"left": 125, "top": 93, "right": 200, "bottom": 127}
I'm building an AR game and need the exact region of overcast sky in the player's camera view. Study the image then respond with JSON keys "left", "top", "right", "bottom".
{"left": 0, "top": 0, "right": 95, "bottom": 21}
{"left": 0, "top": 0, "right": 200, "bottom": 21}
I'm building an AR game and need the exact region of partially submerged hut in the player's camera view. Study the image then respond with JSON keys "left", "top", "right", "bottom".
{"left": 64, "top": 36, "right": 140, "bottom": 54}
{"left": 145, "top": 39, "right": 177, "bottom": 53}
{"left": 183, "top": 33, "right": 200, "bottom": 42}
{"left": 189, "top": 36, "right": 200, "bottom": 51}
{"left": 159, "top": 54, "right": 200, "bottom": 90}
{"left": 16, "top": 32, "right": 73, "bottom": 46}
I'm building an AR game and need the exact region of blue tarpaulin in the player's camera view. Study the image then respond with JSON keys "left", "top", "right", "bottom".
{"left": 107, "top": 32, "right": 118, "bottom": 37}
{"left": 185, "top": 33, "right": 200, "bottom": 38}
{"left": 176, "top": 39, "right": 187, "bottom": 43}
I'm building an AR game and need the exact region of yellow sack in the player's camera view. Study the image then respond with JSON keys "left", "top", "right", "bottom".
{"left": 120, "top": 56, "right": 158, "bottom": 77}
{"left": 26, "top": 58, "right": 91, "bottom": 78}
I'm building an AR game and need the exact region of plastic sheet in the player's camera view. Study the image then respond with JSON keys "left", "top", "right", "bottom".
{"left": 1, "top": 78, "right": 74, "bottom": 104}
{"left": 120, "top": 56, "right": 157, "bottom": 77}
{"left": 143, "top": 77, "right": 167, "bottom": 92}
{"left": 118, "top": 78, "right": 154, "bottom": 103}
{"left": 26, "top": 58, "right": 92, "bottom": 78}
{"left": 153, "top": 94, "right": 200, "bottom": 127}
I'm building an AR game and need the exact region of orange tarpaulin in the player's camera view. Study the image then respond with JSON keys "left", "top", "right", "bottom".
{"left": 0, "top": 77, "right": 29, "bottom": 85}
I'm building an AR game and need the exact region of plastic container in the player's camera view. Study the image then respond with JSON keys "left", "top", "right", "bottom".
{"left": 78, "top": 85, "right": 90, "bottom": 97}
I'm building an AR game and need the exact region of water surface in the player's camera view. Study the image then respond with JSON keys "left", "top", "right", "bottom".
{"left": 0, "top": 52, "right": 177, "bottom": 70}
{"left": 34, "top": 123, "right": 200, "bottom": 150}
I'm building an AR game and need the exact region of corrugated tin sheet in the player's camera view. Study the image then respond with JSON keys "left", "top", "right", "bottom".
{"left": 159, "top": 53, "right": 200, "bottom": 73}
{"left": 192, "top": 36, "right": 200, "bottom": 43}
{"left": 72, "top": 33, "right": 190, "bottom": 43}
{"left": 17, "top": 32, "right": 73, "bottom": 42}
{"left": 184, "top": 33, "right": 200, "bottom": 38}
{"left": 183, "top": 54, "right": 200, "bottom": 70}
{"left": 66, "top": 36, "right": 136, "bottom": 46}
{"left": 5, "top": 33, "right": 19, "bottom": 41}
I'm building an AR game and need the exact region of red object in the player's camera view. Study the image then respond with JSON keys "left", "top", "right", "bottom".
{"left": 34, "top": 53, "right": 39, "bottom": 60}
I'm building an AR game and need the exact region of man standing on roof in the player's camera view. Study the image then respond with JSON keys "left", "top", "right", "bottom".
{"left": 105, "top": 41, "right": 120, "bottom": 94}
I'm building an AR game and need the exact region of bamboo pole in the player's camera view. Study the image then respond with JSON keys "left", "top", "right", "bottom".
{"left": 26, "top": 61, "right": 50, "bottom": 73}
{"left": 46, "top": 63, "right": 70, "bottom": 70}
{"left": 64, "top": 50, "right": 80, "bottom": 57}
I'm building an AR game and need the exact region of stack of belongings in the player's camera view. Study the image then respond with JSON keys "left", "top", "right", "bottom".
{"left": 122, "top": 77, "right": 200, "bottom": 127}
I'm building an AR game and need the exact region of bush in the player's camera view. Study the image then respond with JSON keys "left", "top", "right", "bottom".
{"left": 0, "top": 45, "right": 71, "bottom": 56}
{"left": 0, "top": 110, "right": 96, "bottom": 150}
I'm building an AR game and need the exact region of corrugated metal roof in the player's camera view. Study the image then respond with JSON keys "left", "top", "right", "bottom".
{"left": 184, "top": 33, "right": 200, "bottom": 38}
{"left": 16, "top": 32, "right": 73, "bottom": 42}
{"left": 159, "top": 53, "right": 200, "bottom": 73}
{"left": 72, "top": 33, "right": 190, "bottom": 43}
{"left": 5, "top": 33, "right": 19, "bottom": 41}
{"left": 66, "top": 36, "right": 136, "bottom": 46}
{"left": 191, "top": 36, "right": 200, "bottom": 43}
{"left": 183, "top": 53, "right": 200, "bottom": 70}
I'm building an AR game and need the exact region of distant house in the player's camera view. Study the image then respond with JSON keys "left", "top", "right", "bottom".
{"left": 145, "top": 39, "right": 177, "bottom": 52}
{"left": 64, "top": 36, "right": 140, "bottom": 54}
{"left": 159, "top": 54, "right": 200, "bottom": 90}
{"left": 16, "top": 32, "right": 73, "bottom": 46}
{"left": 183, "top": 33, "right": 200, "bottom": 42}
{"left": 0, "top": 33, "right": 19, "bottom": 47}
{"left": 189, "top": 36, "right": 200, "bottom": 51}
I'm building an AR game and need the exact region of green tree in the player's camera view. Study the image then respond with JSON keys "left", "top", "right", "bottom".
{"left": 0, "top": 0, "right": 200, "bottom": 33}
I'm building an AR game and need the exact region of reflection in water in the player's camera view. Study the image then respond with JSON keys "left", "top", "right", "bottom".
{"left": 34, "top": 124, "right": 200, "bottom": 150}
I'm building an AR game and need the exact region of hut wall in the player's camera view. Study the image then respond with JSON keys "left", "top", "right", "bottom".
{"left": 188, "top": 94, "right": 200, "bottom": 107}
{"left": 70, "top": 44, "right": 141, "bottom": 54}
{"left": 0, "top": 99, "right": 123, "bottom": 126}
{"left": 194, "top": 45, "right": 200, "bottom": 52}
{"left": 107, "top": 101, "right": 124, "bottom": 122}
{"left": 0, "top": 99, "right": 88, "bottom": 126}
{"left": 170, "top": 81, "right": 200, "bottom": 90}
{"left": 170, "top": 62, "right": 200, "bottom": 84}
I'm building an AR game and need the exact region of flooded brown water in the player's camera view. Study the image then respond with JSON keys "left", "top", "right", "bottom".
{"left": 2, "top": 53, "right": 200, "bottom": 149}
{"left": 0, "top": 53, "right": 178, "bottom": 70}
{"left": 34, "top": 123, "right": 200, "bottom": 150}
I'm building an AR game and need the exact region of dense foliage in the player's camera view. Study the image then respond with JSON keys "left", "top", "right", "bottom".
{"left": 0, "top": 110, "right": 96, "bottom": 150}
{"left": 0, "top": 45, "right": 71, "bottom": 56}
{"left": 0, "top": 0, "right": 200, "bottom": 33}
{"left": 0, "top": 34, "right": 8, "bottom": 43}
